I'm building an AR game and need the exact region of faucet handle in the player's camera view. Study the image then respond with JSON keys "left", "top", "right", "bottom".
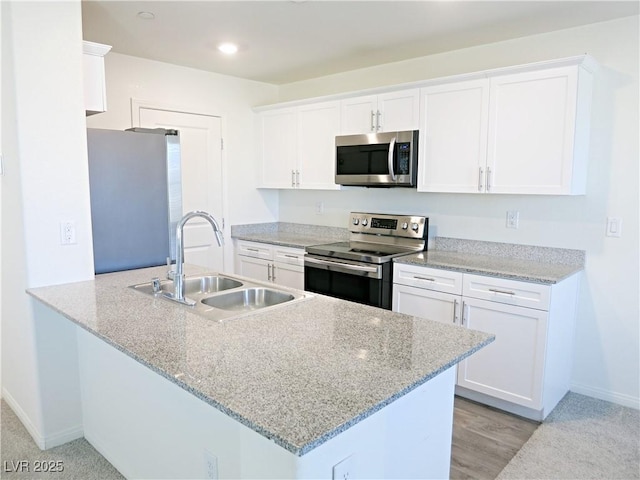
{"left": 151, "top": 277, "right": 162, "bottom": 293}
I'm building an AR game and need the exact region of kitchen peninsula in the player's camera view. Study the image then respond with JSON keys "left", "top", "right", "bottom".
{"left": 28, "top": 265, "right": 492, "bottom": 479}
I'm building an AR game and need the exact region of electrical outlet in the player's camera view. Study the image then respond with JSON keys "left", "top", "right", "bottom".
{"left": 316, "top": 201, "right": 324, "bottom": 215}
{"left": 60, "top": 221, "right": 77, "bottom": 245}
{"left": 332, "top": 455, "right": 354, "bottom": 480}
{"left": 506, "top": 211, "right": 519, "bottom": 229}
{"left": 203, "top": 450, "right": 218, "bottom": 480}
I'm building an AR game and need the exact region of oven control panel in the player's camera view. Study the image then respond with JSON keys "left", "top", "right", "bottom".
{"left": 350, "top": 212, "right": 428, "bottom": 238}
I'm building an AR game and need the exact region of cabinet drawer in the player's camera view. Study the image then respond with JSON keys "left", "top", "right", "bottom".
{"left": 236, "top": 241, "right": 273, "bottom": 260}
{"left": 393, "top": 264, "right": 463, "bottom": 295}
{"left": 463, "top": 274, "right": 550, "bottom": 311}
{"left": 274, "top": 247, "right": 305, "bottom": 267}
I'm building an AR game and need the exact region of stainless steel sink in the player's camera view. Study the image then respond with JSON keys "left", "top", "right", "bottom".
{"left": 133, "top": 275, "right": 242, "bottom": 296}
{"left": 201, "top": 288, "right": 295, "bottom": 311}
{"left": 130, "top": 272, "right": 310, "bottom": 321}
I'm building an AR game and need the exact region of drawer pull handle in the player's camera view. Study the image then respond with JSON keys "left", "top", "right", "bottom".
{"left": 246, "top": 248, "right": 260, "bottom": 252}
{"left": 414, "top": 275, "right": 436, "bottom": 282}
{"left": 284, "top": 254, "right": 299, "bottom": 259}
{"left": 489, "top": 288, "right": 516, "bottom": 295}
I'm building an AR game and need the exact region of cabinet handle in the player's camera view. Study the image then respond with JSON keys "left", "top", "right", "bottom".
{"left": 267, "top": 263, "right": 272, "bottom": 281}
{"left": 462, "top": 301, "right": 468, "bottom": 326}
{"left": 291, "top": 169, "right": 296, "bottom": 187}
{"left": 271, "top": 264, "right": 276, "bottom": 282}
{"left": 488, "top": 288, "right": 515, "bottom": 295}
{"left": 478, "top": 167, "right": 484, "bottom": 192}
{"left": 453, "top": 299, "right": 459, "bottom": 324}
{"left": 284, "top": 254, "right": 299, "bottom": 259}
{"left": 376, "top": 110, "right": 382, "bottom": 131}
{"left": 246, "top": 248, "right": 260, "bottom": 252}
{"left": 296, "top": 170, "right": 300, "bottom": 187}
{"left": 414, "top": 275, "right": 435, "bottom": 282}
{"left": 486, "top": 167, "right": 492, "bottom": 192}
{"left": 370, "top": 111, "right": 376, "bottom": 132}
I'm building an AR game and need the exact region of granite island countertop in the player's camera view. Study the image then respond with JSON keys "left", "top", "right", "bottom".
{"left": 27, "top": 265, "right": 492, "bottom": 456}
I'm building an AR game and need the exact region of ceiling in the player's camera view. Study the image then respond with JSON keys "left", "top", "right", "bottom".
{"left": 81, "top": 1, "right": 639, "bottom": 85}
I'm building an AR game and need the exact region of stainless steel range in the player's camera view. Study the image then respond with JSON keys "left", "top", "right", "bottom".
{"left": 304, "top": 212, "right": 429, "bottom": 309}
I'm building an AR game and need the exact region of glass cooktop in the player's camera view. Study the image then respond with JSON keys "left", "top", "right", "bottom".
{"left": 306, "top": 241, "right": 418, "bottom": 264}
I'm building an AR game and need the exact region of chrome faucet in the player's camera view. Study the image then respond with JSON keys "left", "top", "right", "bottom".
{"left": 170, "top": 210, "right": 224, "bottom": 305}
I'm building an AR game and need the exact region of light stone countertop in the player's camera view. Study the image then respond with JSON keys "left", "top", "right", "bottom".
{"left": 27, "top": 265, "right": 493, "bottom": 456}
{"left": 395, "top": 250, "right": 583, "bottom": 284}
{"left": 231, "top": 222, "right": 349, "bottom": 248}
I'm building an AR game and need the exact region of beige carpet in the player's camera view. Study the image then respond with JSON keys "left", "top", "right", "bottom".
{"left": 0, "top": 400, "right": 123, "bottom": 480}
{"left": 497, "top": 392, "right": 640, "bottom": 480}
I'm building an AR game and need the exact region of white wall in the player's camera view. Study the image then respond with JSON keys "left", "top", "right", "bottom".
{"left": 276, "top": 16, "right": 640, "bottom": 408}
{"left": 1, "top": 0, "right": 91, "bottom": 447}
{"left": 86, "top": 53, "right": 280, "bottom": 270}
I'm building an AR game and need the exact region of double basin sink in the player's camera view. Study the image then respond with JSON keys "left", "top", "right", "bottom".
{"left": 131, "top": 273, "right": 310, "bottom": 321}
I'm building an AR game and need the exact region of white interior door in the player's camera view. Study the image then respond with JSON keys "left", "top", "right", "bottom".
{"left": 138, "top": 107, "right": 224, "bottom": 271}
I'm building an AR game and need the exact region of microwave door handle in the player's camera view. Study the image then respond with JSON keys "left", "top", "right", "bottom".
{"left": 388, "top": 137, "right": 397, "bottom": 181}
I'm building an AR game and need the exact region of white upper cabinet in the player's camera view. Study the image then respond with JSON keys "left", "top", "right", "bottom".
{"left": 259, "top": 107, "right": 298, "bottom": 189}
{"left": 487, "top": 66, "right": 589, "bottom": 194}
{"left": 297, "top": 101, "right": 341, "bottom": 189}
{"left": 258, "top": 101, "right": 340, "bottom": 190}
{"left": 82, "top": 41, "right": 111, "bottom": 115}
{"left": 418, "top": 58, "right": 594, "bottom": 195}
{"left": 419, "top": 79, "right": 490, "bottom": 193}
{"left": 340, "top": 89, "right": 420, "bottom": 135}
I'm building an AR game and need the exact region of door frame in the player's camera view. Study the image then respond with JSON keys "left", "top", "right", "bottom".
{"left": 130, "top": 98, "right": 230, "bottom": 271}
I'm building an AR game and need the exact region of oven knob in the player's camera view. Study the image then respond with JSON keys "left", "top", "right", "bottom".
{"left": 411, "top": 222, "right": 419, "bottom": 232}
{"left": 353, "top": 218, "right": 359, "bottom": 225}
{"left": 362, "top": 219, "right": 368, "bottom": 226}
{"left": 402, "top": 222, "right": 408, "bottom": 230}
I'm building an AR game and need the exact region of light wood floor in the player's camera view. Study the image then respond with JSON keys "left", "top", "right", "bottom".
{"left": 450, "top": 396, "right": 540, "bottom": 480}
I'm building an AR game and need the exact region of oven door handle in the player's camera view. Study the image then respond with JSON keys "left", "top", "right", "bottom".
{"left": 304, "top": 256, "right": 383, "bottom": 279}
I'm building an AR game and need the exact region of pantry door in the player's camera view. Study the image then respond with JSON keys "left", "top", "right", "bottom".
{"left": 136, "top": 106, "right": 225, "bottom": 272}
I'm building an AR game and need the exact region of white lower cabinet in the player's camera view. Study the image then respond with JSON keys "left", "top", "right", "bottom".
{"left": 457, "top": 297, "right": 547, "bottom": 409}
{"left": 234, "top": 240, "right": 305, "bottom": 290}
{"left": 393, "top": 263, "right": 579, "bottom": 420}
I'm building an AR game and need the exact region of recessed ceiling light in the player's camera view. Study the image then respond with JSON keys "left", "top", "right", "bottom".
{"left": 218, "top": 42, "right": 239, "bottom": 55}
{"left": 137, "top": 11, "right": 155, "bottom": 20}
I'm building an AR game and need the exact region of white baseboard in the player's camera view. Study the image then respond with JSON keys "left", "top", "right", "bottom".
{"left": 84, "top": 431, "right": 133, "bottom": 479}
{"left": 570, "top": 382, "right": 640, "bottom": 410}
{"left": 2, "top": 387, "right": 84, "bottom": 449}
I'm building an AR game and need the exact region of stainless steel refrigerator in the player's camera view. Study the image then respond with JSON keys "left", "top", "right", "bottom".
{"left": 87, "top": 128, "right": 182, "bottom": 274}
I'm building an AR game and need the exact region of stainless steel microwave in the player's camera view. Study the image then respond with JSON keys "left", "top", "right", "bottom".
{"left": 335, "top": 130, "right": 418, "bottom": 187}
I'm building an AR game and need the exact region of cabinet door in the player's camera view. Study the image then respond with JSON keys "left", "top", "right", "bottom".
{"left": 418, "top": 79, "right": 489, "bottom": 193}
{"left": 236, "top": 255, "right": 270, "bottom": 282}
{"left": 487, "top": 66, "right": 580, "bottom": 194}
{"left": 378, "top": 89, "right": 420, "bottom": 132}
{"left": 297, "top": 101, "right": 341, "bottom": 190}
{"left": 340, "top": 95, "right": 378, "bottom": 134}
{"left": 272, "top": 262, "right": 304, "bottom": 290}
{"left": 457, "top": 297, "right": 547, "bottom": 409}
{"left": 258, "top": 108, "right": 298, "bottom": 188}
{"left": 83, "top": 41, "right": 111, "bottom": 115}
{"left": 393, "top": 284, "right": 461, "bottom": 326}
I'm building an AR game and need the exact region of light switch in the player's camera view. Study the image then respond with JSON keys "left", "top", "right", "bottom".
{"left": 606, "top": 217, "right": 622, "bottom": 238}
